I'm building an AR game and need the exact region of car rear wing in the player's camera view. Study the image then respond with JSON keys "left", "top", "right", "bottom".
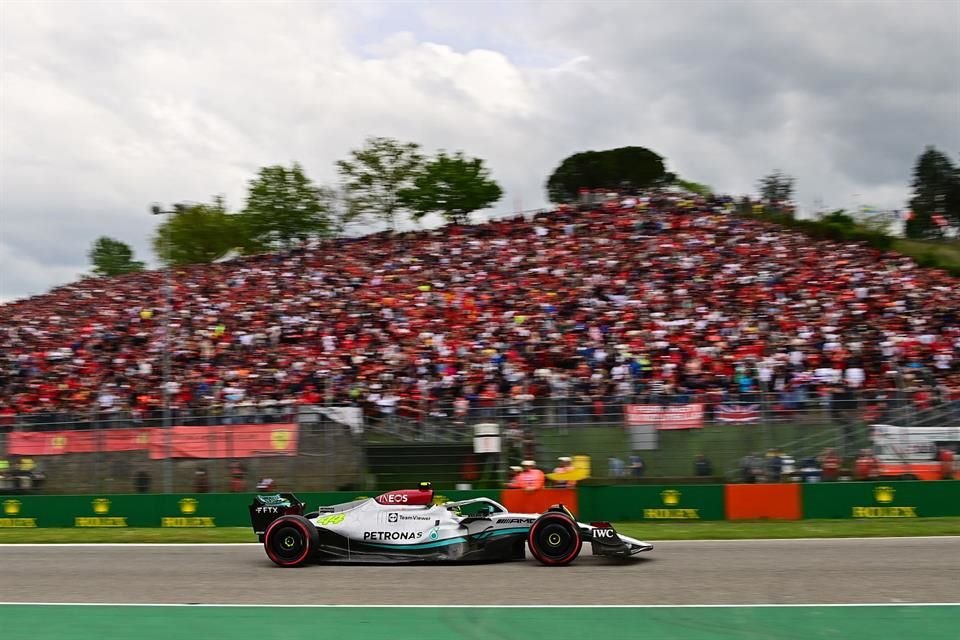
{"left": 249, "top": 493, "right": 306, "bottom": 537}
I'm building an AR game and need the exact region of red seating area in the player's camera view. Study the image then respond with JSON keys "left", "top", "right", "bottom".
{"left": 1, "top": 192, "right": 958, "bottom": 424}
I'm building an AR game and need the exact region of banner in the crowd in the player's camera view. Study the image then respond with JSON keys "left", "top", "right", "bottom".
{"left": 7, "top": 424, "right": 298, "bottom": 459}
{"left": 148, "top": 424, "right": 299, "bottom": 459}
{"left": 625, "top": 404, "right": 704, "bottom": 430}
{"left": 7, "top": 428, "right": 153, "bottom": 456}
{"left": 717, "top": 404, "right": 761, "bottom": 423}
{"left": 317, "top": 406, "right": 364, "bottom": 435}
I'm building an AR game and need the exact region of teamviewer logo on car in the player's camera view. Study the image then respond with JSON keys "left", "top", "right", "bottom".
{"left": 388, "top": 513, "right": 398, "bottom": 523}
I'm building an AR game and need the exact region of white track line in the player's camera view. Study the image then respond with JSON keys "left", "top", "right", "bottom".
{"left": 0, "top": 602, "right": 957, "bottom": 608}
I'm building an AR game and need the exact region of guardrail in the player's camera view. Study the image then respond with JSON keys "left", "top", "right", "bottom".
{"left": 2, "top": 482, "right": 959, "bottom": 528}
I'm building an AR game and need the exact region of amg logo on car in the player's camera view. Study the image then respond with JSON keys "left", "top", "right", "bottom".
{"left": 363, "top": 531, "right": 424, "bottom": 541}
{"left": 497, "top": 518, "right": 535, "bottom": 524}
{"left": 593, "top": 528, "right": 615, "bottom": 538}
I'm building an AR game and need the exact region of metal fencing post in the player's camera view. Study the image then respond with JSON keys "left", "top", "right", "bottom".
{"left": 151, "top": 203, "right": 177, "bottom": 493}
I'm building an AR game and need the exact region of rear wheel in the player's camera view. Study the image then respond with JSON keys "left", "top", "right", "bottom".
{"left": 264, "top": 515, "right": 318, "bottom": 567}
{"left": 528, "top": 512, "right": 582, "bottom": 566}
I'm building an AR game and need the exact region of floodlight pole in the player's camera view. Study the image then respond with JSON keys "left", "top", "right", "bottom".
{"left": 151, "top": 204, "right": 175, "bottom": 493}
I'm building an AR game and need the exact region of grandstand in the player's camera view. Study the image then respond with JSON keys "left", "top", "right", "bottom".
{"left": 1, "top": 191, "right": 958, "bottom": 491}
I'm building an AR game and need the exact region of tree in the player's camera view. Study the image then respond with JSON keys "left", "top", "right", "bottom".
{"left": 400, "top": 151, "right": 502, "bottom": 225}
{"left": 240, "top": 163, "right": 331, "bottom": 249}
{"left": 906, "top": 146, "right": 960, "bottom": 239}
{"left": 675, "top": 179, "right": 714, "bottom": 197}
{"left": 315, "top": 186, "right": 355, "bottom": 238}
{"left": 851, "top": 206, "right": 897, "bottom": 235}
{"left": 88, "top": 236, "right": 145, "bottom": 277}
{"left": 545, "top": 146, "right": 667, "bottom": 203}
{"left": 757, "top": 171, "right": 795, "bottom": 214}
{"left": 152, "top": 196, "right": 240, "bottom": 266}
{"left": 336, "top": 137, "right": 425, "bottom": 232}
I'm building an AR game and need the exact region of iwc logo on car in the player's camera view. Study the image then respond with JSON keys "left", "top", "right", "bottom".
{"left": 75, "top": 498, "right": 127, "bottom": 527}
{"left": 643, "top": 489, "right": 700, "bottom": 520}
{"left": 162, "top": 497, "right": 215, "bottom": 527}
{"left": 851, "top": 486, "right": 918, "bottom": 518}
{"left": 0, "top": 499, "right": 37, "bottom": 527}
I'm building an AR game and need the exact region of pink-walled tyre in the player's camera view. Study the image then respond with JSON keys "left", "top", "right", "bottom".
{"left": 264, "top": 515, "right": 318, "bottom": 567}
{"left": 527, "top": 512, "right": 582, "bottom": 566}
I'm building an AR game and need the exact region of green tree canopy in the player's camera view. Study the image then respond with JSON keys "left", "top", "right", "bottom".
{"left": 675, "top": 179, "right": 714, "bottom": 197}
{"left": 400, "top": 151, "right": 502, "bottom": 225}
{"left": 88, "top": 236, "right": 145, "bottom": 277}
{"left": 152, "top": 196, "right": 240, "bottom": 266}
{"left": 336, "top": 137, "right": 425, "bottom": 232}
{"left": 816, "top": 209, "right": 857, "bottom": 228}
{"left": 240, "top": 163, "right": 331, "bottom": 249}
{"left": 906, "top": 146, "right": 960, "bottom": 239}
{"left": 545, "top": 146, "right": 667, "bottom": 203}
{"left": 757, "top": 171, "right": 795, "bottom": 213}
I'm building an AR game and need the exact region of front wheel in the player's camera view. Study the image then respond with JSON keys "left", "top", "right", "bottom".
{"left": 527, "top": 512, "right": 582, "bottom": 566}
{"left": 264, "top": 515, "right": 318, "bottom": 567}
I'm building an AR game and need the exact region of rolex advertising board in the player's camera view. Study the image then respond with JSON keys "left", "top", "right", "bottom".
{"left": 802, "top": 481, "right": 960, "bottom": 519}
{"left": 0, "top": 498, "right": 37, "bottom": 528}
{"left": 576, "top": 485, "right": 725, "bottom": 521}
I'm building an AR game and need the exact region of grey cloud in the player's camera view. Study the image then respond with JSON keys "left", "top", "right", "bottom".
{"left": 1, "top": 0, "right": 958, "bottom": 302}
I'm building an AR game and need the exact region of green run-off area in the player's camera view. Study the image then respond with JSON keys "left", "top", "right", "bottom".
{"left": 1, "top": 605, "right": 956, "bottom": 640}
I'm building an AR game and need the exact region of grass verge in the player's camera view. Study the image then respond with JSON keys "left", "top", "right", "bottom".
{"left": 1, "top": 518, "right": 959, "bottom": 543}
{"left": 614, "top": 517, "right": 960, "bottom": 540}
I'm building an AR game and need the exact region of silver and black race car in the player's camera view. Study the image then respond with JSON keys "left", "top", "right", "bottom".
{"left": 249, "top": 482, "right": 652, "bottom": 567}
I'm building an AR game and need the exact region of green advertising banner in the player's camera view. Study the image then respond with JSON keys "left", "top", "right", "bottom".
{"left": 0, "top": 489, "right": 504, "bottom": 529}
{"left": 0, "top": 495, "right": 159, "bottom": 528}
{"left": 802, "top": 481, "right": 960, "bottom": 519}
{"left": 577, "top": 485, "right": 726, "bottom": 522}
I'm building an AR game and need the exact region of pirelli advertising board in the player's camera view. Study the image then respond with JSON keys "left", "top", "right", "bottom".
{"left": 802, "top": 481, "right": 960, "bottom": 519}
{"left": 576, "top": 485, "right": 725, "bottom": 522}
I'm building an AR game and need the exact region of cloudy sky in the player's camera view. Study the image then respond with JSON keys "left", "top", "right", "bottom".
{"left": 1, "top": 0, "right": 958, "bottom": 302}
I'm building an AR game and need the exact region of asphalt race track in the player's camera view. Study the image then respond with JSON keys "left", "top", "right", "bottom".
{"left": 1, "top": 537, "right": 959, "bottom": 605}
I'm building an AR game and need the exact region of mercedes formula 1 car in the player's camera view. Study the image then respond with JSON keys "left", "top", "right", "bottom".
{"left": 249, "top": 482, "right": 653, "bottom": 567}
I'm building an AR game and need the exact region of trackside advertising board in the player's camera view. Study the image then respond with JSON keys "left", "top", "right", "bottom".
{"left": 0, "top": 490, "right": 502, "bottom": 528}
{"left": 802, "top": 481, "right": 960, "bottom": 519}
{"left": 5, "top": 483, "right": 960, "bottom": 528}
{"left": 6, "top": 424, "right": 299, "bottom": 459}
{"left": 576, "top": 485, "right": 725, "bottom": 521}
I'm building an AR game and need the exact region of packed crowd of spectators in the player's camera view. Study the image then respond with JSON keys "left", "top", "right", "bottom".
{"left": 2, "top": 190, "right": 959, "bottom": 433}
